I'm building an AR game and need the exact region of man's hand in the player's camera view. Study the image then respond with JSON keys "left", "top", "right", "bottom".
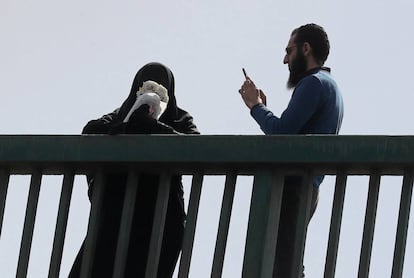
{"left": 259, "top": 89, "right": 267, "bottom": 106}
{"left": 239, "top": 77, "right": 266, "bottom": 109}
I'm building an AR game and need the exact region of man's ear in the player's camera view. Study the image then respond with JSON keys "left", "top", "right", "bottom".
{"left": 302, "top": 42, "right": 312, "bottom": 57}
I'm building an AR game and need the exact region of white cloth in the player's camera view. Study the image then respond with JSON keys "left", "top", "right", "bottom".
{"left": 123, "top": 80, "right": 169, "bottom": 122}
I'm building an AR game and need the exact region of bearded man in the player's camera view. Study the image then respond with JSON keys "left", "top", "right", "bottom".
{"left": 239, "top": 23, "right": 344, "bottom": 277}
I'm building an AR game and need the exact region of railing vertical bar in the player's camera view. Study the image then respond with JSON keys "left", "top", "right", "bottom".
{"left": 48, "top": 171, "right": 75, "bottom": 278}
{"left": 0, "top": 169, "right": 10, "bottom": 238}
{"left": 178, "top": 172, "right": 204, "bottom": 278}
{"left": 391, "top": 170, "right": 414, "bottom": 278}
{"left": 324, "top": 171, "right": 347, "bottom": 278}
{"left": 289, "top": 171, "right": 314, "bottom": 278}
{"left": 358, "top": 172, "right": 381, "bottom": 278}
{"left": 211, "top": 172, "right": 237, "bottom": 278}
{"left": 261, "top": 171, "right": 284, "bottom": 278}
{"left": 112, "top": 170, "right": 140, "bottom": 278}
{"left": 80, "top": 170, "right": 105, "bottom": 278}
{"left": 242, "top": 169, "right": 284, "bottom": 278}
{"left": 145, "top": 173, "right": 171, "bottom": 278}
{"left": 16, "top": 171, "right": 42, "bottom": 278}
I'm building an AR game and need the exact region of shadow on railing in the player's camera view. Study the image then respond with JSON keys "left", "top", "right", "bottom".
{"left": 0, "top": 135, "right": 413, "bottom": 277}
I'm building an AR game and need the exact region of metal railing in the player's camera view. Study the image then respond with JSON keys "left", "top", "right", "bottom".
{"left": 0, "top": 135, "right": 413, "bottom": 277}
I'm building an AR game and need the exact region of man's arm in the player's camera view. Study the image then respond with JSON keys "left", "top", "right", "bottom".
{"left": 250, "top": 76, "right": 325, "bottom": 134}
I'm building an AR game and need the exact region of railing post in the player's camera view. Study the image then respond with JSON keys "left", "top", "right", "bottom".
{"left": 242, "top": 170, "right": 284, "bottom": 278}
{"left": 145, "top": 172, "right": 172, "bottom": 278}
{"left": 211, "top": 172, "right": 237, "bottom": 278}
{"left": 178, "top": 172, "right": 204, "bottom": 278}
{"left": 391, "top": 170, "right": 414, "bottom": 278}
{"left": 324, "top": 171, "right": 347, "bottom": 278}
{"left": 112, "top": 170, "right": 140, "bottom": 278}
{"left": 0, "top": 169, "right": 10, "bottom": 238}
{"left": 358, "top": 172, "right": 381, "bottom": 278}
{"left": 16, "top": 170, "right": 42, "bottom": 278}
{"left": 80, "top": 170, "right": 106, "bottom": 278}
{"left": 287, "top": 171, "right": 314, "bottom": 278}
{"left": 48, "top": 171, "right": 75, "bottom": 278}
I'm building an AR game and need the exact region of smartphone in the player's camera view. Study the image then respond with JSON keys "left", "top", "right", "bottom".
{"left": 242, "top": 68, "right": 248, "bottom": 79}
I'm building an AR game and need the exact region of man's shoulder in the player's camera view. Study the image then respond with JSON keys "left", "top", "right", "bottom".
{"left": 297, "top": 73, "right": 325, "bottom": 90}
{"left": 308, "top": 70, "right": 338, "bottom": 90}
{"left": 314, "top": 69, "right": 338, "bottom": 83}
{"left": 295, "top": 70, "right": 339, "bottom": 98}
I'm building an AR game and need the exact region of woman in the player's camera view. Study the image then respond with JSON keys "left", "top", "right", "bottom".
{"left": 69, "top": 62, "right": 199, "bottom": 277}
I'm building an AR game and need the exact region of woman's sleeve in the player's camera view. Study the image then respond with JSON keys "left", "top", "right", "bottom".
{"left": 169, "top": 108, "right": 200, "bottom": 135}
{"left": 82, "top": 109, "right": 121, "bottom": 135}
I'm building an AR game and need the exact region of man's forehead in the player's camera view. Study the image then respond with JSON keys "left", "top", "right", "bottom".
{"left": 287, "top": 34, "right": 296, "bottom": 46}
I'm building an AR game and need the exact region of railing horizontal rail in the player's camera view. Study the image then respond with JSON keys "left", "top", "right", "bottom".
{"left": 0, "top": 135, "right": 414, "bottom": 174}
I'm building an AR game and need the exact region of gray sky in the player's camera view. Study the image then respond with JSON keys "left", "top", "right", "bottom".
{"left": 1, "top": 0, "right": 414, "bottom": 277}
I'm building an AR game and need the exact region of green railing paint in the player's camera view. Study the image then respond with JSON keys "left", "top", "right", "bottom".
{"left": 0, "top": 135, "right": 413, "bottom": 278}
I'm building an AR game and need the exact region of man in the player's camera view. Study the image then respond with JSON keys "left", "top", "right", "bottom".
{"left": 239, "top": 23, "right": 344, "bottom": 277}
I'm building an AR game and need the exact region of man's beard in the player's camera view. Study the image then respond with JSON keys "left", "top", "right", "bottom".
{"left": 287, "top": 50, "right": 307, "bottom": 89}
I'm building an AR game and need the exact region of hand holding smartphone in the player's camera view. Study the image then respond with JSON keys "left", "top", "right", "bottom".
{"left": 240, "top": 67, "right": 266, "bottom": 105}
{"left": 239, "top": 68, "right": 249, "bottom": 94}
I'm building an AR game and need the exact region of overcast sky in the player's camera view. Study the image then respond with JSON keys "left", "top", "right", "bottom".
{"left": 1, "top": 0, "right": 414, "bottom": 277}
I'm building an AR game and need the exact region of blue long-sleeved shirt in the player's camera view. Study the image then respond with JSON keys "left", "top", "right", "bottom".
{"left": 251, "top": 68, "right": 343, "bottom": 135}
{"left": 250, "top": 68, "right": 344, "bottom": 187}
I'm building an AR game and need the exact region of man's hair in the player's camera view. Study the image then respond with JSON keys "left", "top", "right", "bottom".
{"left": 292, "top": 23, "right": 330, "bottom": 65}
